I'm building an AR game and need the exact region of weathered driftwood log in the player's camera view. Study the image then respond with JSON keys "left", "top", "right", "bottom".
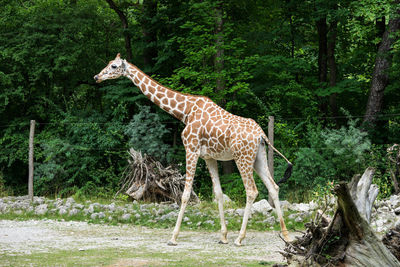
{"left": 283, "top": 168, "right": 400, "bottom": 267}
{"left": 116, "top": 148, "right": 199, "bottom": 204}
{"left": 348, "top": 167, "right": 379, "bottom": 223}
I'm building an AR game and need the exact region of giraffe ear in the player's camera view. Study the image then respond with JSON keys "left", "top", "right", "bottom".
{"left": 116, "top": 53, "right": 121, "bottom": 59}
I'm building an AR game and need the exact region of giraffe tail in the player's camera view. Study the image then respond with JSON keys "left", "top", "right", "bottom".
{"left": 261, "top": 134, "right": 293, "bottom": 185}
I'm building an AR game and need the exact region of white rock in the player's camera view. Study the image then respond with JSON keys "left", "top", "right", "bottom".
{"left": 108, "top": 203, "right": 116, "bottom": 212}
{"left": 394, "top": 218, "right": 400, "bottom": 228}
{"left": 291, "top": 203, "right": 310, "bottom": 212}
{"left": 74, "top": 204, "right": 84, "bottom": 210}
{"left": 65, "top": 197, "right": 75, "bottom": 208}
{"left": 87, "top": 205, "right": 95, "bottom": 214}
{"left": 389, "top": 195, "right": 400, "bottom": 209}
{"left": 375, "top": 218, "right": 387, "bottom": 228}
{"left": 91, "top": 213, "right": 98, "bottom": 220}
{"left": 121, "top": 213, "right": 131, "bottom": 220}
{"left": 0, "top": 203, "right": 8, "bottom": 213}
{"left": 59, "top": 207, "right": 68, "bottom": 215}
{"left": 68, "top": 208, "right": 79, "bottom": 216}
{"left": 213, "top": 194, "right": 232, "bottom": 204}
{"left": 183, "top": 216, "right": 190, "bottom": 222}
{"left": 33, "top": 197, "right": 45, "bottom": 205}
{"left": 263, "top": 216, "right": 276, "bottom": 225}
{"left": 295, "top": 216, "right": 303, "bottom": 223}
{"left": 160, "top": 211, "right": 177, "bottom": 221}
{"left": 378, "top": 206, "right": 390, "bottom": 213}
{"left": 279, "top": 200, "right": 291, "bottom": 210}
{"left": 55, "top": 199, "right": 63, "bottom": 208}
{"left": 394, "top": 207, "right": 400, "bottom": 215}
{"left": 251, "top": 199, "right": 273, "bottom": 215}
{"left": 235, "top": 209, "right": 245, "bottom": 217}
{"left": 34, "top": 204, "right": 48, "bottom": 215}
{"left": 204, "top": 220, "right": 215, "bottom": 225}
{"left": 309, "top": 200, "right": 318, "bottom": 210}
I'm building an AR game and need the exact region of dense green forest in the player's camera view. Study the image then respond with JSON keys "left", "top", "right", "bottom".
{"left": 1, "top": 0, "right": 399, "bottom": 202}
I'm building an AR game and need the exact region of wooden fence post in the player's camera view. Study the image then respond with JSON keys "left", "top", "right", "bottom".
{"left": 268, "top": 116, "right": 274, "bottom": 180}
{"left": 28, "top": 120, "right": 35, "bottom": 201}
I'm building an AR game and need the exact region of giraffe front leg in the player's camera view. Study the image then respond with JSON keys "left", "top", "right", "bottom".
{"left": 168, "top": 151, "right": 199, "bottom": 246}
{"left": 234, "top": 186, "right": 258, "bottom": 246}
{"left": 205, "top": 159, "right": 228, "bottom": 244}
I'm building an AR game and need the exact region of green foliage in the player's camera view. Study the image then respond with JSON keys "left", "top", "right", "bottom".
{"left": 0, "top": 0, "right": 399, "bottom": 199}
{"left": 289, "top": 116, "right": 371, "bottom": 201}
{"left": 125, "top": 105, "right": 172, "bottom": 163}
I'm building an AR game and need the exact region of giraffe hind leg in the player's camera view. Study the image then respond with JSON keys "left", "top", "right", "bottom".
{"left": 205, "top": 159, "right": 228, "bottom": 244}
{"left": 253, "top": 142, "right": 290, "bottom": 241}
{"left": 234, "top": 161, "right": 258, "bottom": 246}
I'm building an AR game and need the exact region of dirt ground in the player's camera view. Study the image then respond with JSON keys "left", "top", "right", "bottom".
{"left": 0, "top": 219, "right": 292, "bottom": 266}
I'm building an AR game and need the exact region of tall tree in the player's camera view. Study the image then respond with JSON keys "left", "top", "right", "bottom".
{"left": 364, "top": 4, "right": 400, "bottom": 127}
{"left": 104, "top": 0, "right": 133, "bottom": 61}
{"left": 214, "top": 0, "right": 234, "bottom": 175}
{"left": 327, "top": 6, "right": 338, "bottom": 118}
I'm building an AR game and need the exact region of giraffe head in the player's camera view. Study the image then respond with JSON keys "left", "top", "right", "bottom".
{"left": 94, "top": 53, "right": 126, "bottom": 83}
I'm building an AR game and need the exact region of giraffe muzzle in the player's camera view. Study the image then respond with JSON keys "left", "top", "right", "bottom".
{"left": 94, "top": 75, "right": 101, "bottom": 83}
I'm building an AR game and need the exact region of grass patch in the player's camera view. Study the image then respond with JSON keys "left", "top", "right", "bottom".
{"left": 1, "top": 246, "right": 278, "bottom": 267}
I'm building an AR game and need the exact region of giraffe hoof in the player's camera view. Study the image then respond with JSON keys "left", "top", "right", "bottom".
{"left": 167, "top": 240, "right": 178, "bottom": 246}
{"left": 234, "top": 240, "right": 242, "bottom": 247}
{"left": 218, "top": 240, "right": 228, "bottom": 244}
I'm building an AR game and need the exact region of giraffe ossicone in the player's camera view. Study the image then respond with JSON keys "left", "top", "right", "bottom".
{"left": 95, "top": 53, "right": 293, "bottom": 246}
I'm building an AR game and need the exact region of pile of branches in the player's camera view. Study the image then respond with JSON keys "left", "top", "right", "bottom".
{"left": 281, "top": 168, "right": 400, "bottom": 267}
{"left": 116, "top": 148, "right": 199, "bottom": 204}
{"left": 383, "top": 223, "right": 400, "bottom": 261}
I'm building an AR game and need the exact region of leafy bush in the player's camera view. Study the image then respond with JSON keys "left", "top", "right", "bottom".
{"left": 289, "top": 117, "right": 371, "bottom": 202}
{"left": 125, "top": 106, "right": 172, "bottom": 163}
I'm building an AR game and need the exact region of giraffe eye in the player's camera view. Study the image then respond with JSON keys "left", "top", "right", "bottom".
{"left": 111, "top": 64, "right": 117, "bottom": 69}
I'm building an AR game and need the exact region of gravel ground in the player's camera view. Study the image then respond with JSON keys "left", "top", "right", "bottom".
{"left": 0, "top": 219, "right": 292, "bottom": 265}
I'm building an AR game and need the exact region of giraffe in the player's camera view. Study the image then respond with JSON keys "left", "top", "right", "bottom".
{"left": 94, "top": 53, "right": 293, "bottom": 246}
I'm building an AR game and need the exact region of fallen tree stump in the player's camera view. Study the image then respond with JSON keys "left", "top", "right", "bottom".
{"left": 282, "top": 167, "right": 400, "bottom": 266}
{"left": 116, "top": 148, "right": 199, "bottom": 204}
{"left": 383, "top": 223, "right": 400, "bottom": 261}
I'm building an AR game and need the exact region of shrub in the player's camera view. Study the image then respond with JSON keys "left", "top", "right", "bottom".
{"left": 289, "top": 116, "right": 371, "bottom": 202}
{"left": 124, "top": 106, "right": 172, "bottom": 163}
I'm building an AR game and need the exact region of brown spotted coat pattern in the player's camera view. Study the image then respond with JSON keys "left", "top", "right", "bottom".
{"left": 94, "top": 54, "right": 291, "bottom": 246}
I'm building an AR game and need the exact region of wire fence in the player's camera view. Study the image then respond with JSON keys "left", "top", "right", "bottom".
{"left": 1, "top": 112, "right": 399, "bottom": 128}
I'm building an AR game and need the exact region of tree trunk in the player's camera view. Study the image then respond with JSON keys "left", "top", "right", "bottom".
{"left": 327, "top": 19, "right": 338, "bottom": 118}
{"left": 105, "top": 0, "right": 133, "bottom": 61}
{"left": 214, "top": 0, "right": 225, "bottom": 107}
{"left": 335, "top": 181, "right": 398, "bottom": 266}
{"left": 364, "top": 5, "right": 400, "bottom": 127}
{"left": 214, "top": 1, "right": 234, "bottom": 176}
{"left": 283, "top": 168, "right": 400, "bottom": 266}
{"left": 316, "top": 16, "right": 328, "bottom": 114}
{"left": 141, "top": 0, "right": 158, "bottom": 73}
{"left": 316, "top": 16, "right": 328, "bottom": 85}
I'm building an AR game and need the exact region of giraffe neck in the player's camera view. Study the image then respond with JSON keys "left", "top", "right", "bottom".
{"left": 123, "top": 61, "right": 192, "bottom": 123}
